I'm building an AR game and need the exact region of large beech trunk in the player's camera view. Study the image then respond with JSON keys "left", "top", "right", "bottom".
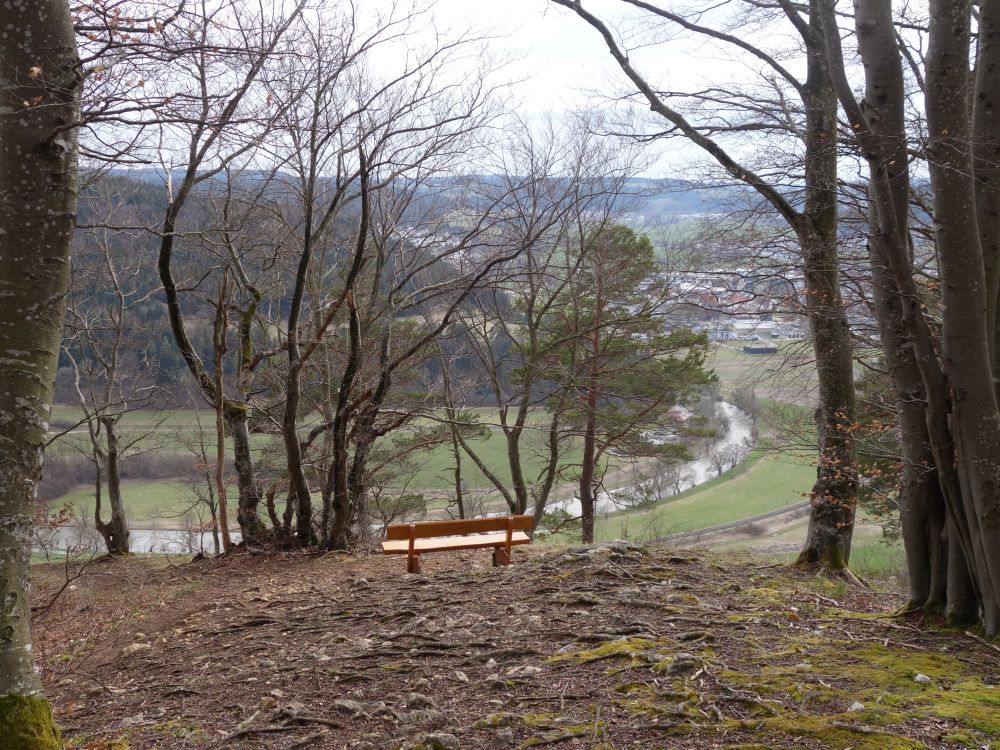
{"left": 925, "top": 0, "right": 1000, "bottom": 633}
{"left": 0, "top": 0, "right": 79, "bottom": 744}
{"left": 793, "top": 2, "right": 858, "bottom": 569}
{"left": 847, "top": 0, "right": 952, "bottom": 610}
{"left": 826, "top": 0, "right": 1000, "bottom": 630}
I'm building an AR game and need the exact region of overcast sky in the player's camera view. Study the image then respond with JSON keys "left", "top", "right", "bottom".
{"left": 400, "top": 0, "right": 795, "bottom": 177}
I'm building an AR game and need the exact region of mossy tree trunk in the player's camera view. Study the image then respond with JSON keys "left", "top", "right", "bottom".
{"left": 0, "top": 0, "right": 80, "bottom": 744}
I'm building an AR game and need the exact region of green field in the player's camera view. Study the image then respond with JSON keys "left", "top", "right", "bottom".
{"left": 595, "top": 453, "right": 814, "bottom": 542}
{"left": 49, "top": 405, "right": 205, "bottom": 429}
{"left": 45, "top": 347, "right": 818, "bottom": 533}
{"left": 709, "top": 341, "right": 818, "bottom": 406}
{"left": 536, "top": 451, "right": 816, "bottom": 545}
{"left": 52, "top": 480, "right": 240, "bottom": 526}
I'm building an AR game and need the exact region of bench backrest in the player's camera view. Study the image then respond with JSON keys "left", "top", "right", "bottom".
{"left": 384, "top": 515, "right": 533, "bottom": 541}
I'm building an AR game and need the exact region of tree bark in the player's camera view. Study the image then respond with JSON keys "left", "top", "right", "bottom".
{"left": 95, "top": 418, "right": 130, "bottom": 555}
{"left": 440, "top": 352, "right": 466, "bottom": 519}
{"left": 213, "top": 279, "right": 232, "bottom": 552}
{"left": 0, "top": 0, "right": 79, "bottom": 743}
{"left": 848, "top": 2, "right": 951, "bottom": 608}
{"left": 225, "top": 402, "right": 264, "bottom": 542}
{"left": 826, "top": 0, "right": 988, "bottom": 623}
{"left": 579, "top": 270, "right": 604, "bottom": 545}
{"left": 794, "top": 0, "right": 858, "bottom": 570}
{"left": 974, "top": 0, "right": 1000, "bottom": 382}
{"left": 579, "top": 402, "right": 598, "bottom": 544}
{"left": 530, "top": 413, "right": 564, "bottom": 532}
{"left": 926, "top": 0, "right": 1000, "bottom": 634}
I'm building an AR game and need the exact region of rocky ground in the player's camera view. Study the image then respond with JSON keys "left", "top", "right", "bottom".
{"left": 32, "top": 543, "right": 1000, "bottom": 749}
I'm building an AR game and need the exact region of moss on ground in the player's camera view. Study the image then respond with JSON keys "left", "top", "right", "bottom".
{"left": 732, "top": 714, "right": 927, "bottom": 749}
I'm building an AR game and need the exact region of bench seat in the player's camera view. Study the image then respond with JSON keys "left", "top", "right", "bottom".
{"left": 381, "top": 531, "right": 531, "bottom": 554}
{"left": 381, "top": 515, "right": 533, "bottom": 573}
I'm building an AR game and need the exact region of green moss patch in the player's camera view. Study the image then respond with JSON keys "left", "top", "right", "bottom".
{"left": 0, "top": 695, "right": 62, "bottom": 750}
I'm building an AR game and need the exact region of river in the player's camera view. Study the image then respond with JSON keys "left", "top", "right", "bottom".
{"left": 545, "top": 400, "right": 755, "bottom": 517}
{"left": 36, "top": 401, "right": 753, "bottom": 555}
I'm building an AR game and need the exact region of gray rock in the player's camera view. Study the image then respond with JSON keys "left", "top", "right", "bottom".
{"left": 414, "top": 732, "right": 460, "bottom": 750}
{"left": 400, "top": 708, "right": 445, "bottom": 725}
{"left": 607, "top": 539, "right": 646, "bottom": 551}
{"left": 405, "top": 692, "right": 436, "bottom": 709}
{"left": 664, "top": 653, "right": 701, "bottom": 675}
{"left": 332, "top": 698, "right": 366, "bottom": 716}
{"left": 914, "top": 673, "right": 932, "bottom": 684}
{"left": 119, "top": 642, "right": 152, "bottom": 658}
{"left": 677, "top": 630, "right": 714, "bottom": 642}
{"left": 274, "top": 701, "right": 307, "bottom": 720}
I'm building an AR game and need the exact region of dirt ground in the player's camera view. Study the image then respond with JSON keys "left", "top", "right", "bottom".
{"left": 32, "top": 544, "right": 1000, "bottom": 750}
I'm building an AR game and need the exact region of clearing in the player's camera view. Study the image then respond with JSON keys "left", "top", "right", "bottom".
{"left": 35, "top": 543, "right": 1000, "bottom": 750}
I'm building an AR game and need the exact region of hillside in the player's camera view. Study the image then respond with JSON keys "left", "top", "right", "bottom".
{"left": 34, "top": 544, "right": 1000, "bottom": 750}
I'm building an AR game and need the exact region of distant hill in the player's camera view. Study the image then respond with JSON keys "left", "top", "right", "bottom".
{"left": 93, "top": 169, "right": 748, "bottom": 220}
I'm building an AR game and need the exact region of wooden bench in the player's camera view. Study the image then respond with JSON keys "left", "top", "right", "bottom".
{"left": 381, "top": 515, "right": 533, "bottom": 573}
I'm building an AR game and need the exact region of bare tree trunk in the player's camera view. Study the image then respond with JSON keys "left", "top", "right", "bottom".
{"left": 946, "top": 516, "right": 979, "bottom": 625}
{"left": 553, "top": 0, "right": 858, "bottom": 567}
{"left": 213, "top": 278, "right": 232, "bottom": 552}
{"left": 0, "top": 0, "right": 79, "bottom": 743}
{"left": 225, "top": 402, "right": 264, "bottom": 542}
{"left": 925, "top": 0, "right": 1000, "bottom": 634}
{"left": 974, "top": 0, "right": 1000, "bottom": 383}
{"left": 794, "top": 2, "right": 858, "bottom": 569}
{"left": 506, "top": 433, "right": 530, "bottom": 515}
{"left": 95, "top": 418, "right": 130, "bottom": 555}
{"left": 579, "top": 282, "right": 603, "bottom": 545}
{"left": 439, "top": 352, "right": 466, "bottom": 519}
{"left": 530, "top": 413, "right": 563, "bottom": 532}
{"left": 826, "top": 0, "right": 984, "bottom": 621}
{"left": 451, "top": 429, "right": 466, "bottom": 520}
{"left": 579, "top": 400, "right": 598, "bottom": 545}
{"left": 323, "top": 295, "right": 363, "bottom": 550}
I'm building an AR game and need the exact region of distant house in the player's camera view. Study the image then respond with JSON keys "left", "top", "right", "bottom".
{"left": 667, "top": 405, "right": 693, "bottom": 423}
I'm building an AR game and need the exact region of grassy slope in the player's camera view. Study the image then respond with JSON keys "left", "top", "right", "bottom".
{"left": 587, "top": 452, "right": 816, "bottom": 543}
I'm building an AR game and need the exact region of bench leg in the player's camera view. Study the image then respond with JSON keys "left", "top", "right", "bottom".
{"left": 407, "top": 553, "right": 420, "bottom": 574}
{"left": 493, "top": 546, "right": 511, "bottom": 567}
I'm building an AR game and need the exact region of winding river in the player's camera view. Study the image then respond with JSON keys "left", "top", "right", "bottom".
{"left": 37, "top": 401, "right": 754, "bottom": 555}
